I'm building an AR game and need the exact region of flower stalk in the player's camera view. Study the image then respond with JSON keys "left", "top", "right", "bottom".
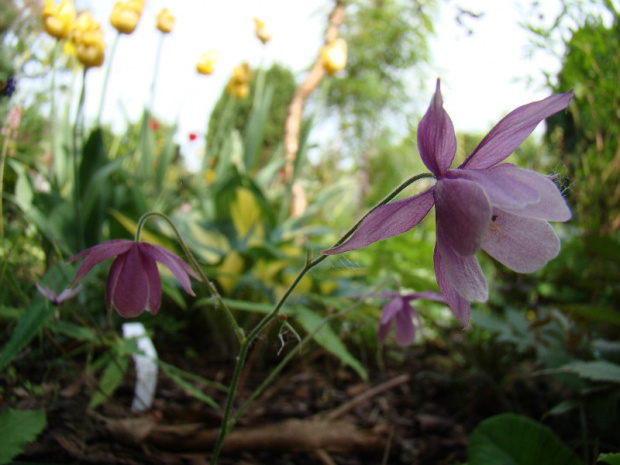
{"left": 208, "top": 171, "right": 434, "bottom": 464}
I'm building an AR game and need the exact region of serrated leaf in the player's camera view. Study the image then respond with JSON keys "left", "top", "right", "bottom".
{"left": 555, "top": 360, "right": 620, "bottom": 384}
{"left": 0, "top": 409, "right": 47, "bottom": 464}
{"left": 468, "top": 413, "right": 583, "bottom": 465}
{"left": 598, "top": 453, "right": 620, "bottom": 465}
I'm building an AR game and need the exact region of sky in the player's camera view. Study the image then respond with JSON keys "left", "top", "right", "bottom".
{"left": 77, "top": 0, "right": 563, "bottom": 157}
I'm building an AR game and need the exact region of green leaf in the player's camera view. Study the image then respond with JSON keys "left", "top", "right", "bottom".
{"left": 294, "top": 306, "right": 367, "bottom": 380}
{"left": 0, "top": 409, "right": 47, "bottom": 464}
{"left": 0, "top": 299, "right": 53, "bottom": 373}
{"left": 50, "top": 320, "right": 96, "bottom": 342}
{"left": 554, "top": 360, "right": 620, "bottom": 384}
{"left": 160, "top": 363, "right": 219, "bottom": 409}
{"left": 468, "top": 413, "right": 583, "bottom": 465}
{"left": 598, "top": 453, "right": 620, "bottom": 465}
{"left": 89, "top": 354, "right": 129, "bottom": 409}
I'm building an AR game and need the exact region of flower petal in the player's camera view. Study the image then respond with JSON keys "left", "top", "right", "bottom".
{"left": 488, "top": 164, "right": 571, "bottom": 221}
{"left": 403, "top": 291, "right": 446, "bottom": 304}
{"left": 394, "top": 306, "right": 417, "bottom": 346}
{"left": 139, "top": 243, "right": 197, "bottom": 296}
{"left": 106, "top": 246, "right": 161, "bottom": 317}
{"left": 323, "top": 187, "right": 435, "bottom": 255}
{"left": 68, "top": 239, "right": 134, "bottom": 287}
{"left": 482, "top": 209, "right": 560, "bottom": 273}
{"left": 436, "top": 228, "right": 488, "bottom": 303}
{"left": 418, "top": 79, "right": 456, "bottom": 177}
{"left": 448, "top": 167, "right": 539, "bottom": 210}
{"left": 460, "top": 91, "right": 574, "bottom": 170}
{"left": 380, "top": 297, "right": 405, "bottom": 325}
{"left": 434, "top": 178, "right": 492, "bottom": 256}
{"left": 434, "top": 246, "right": 472, "bottom": 327}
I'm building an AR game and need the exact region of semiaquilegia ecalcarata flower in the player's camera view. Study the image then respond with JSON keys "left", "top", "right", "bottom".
{"left": 68, "top": 239, "right": 197, "bottom": 318}
{"left": 324, "top": 80, "right": 573, "bottom": 327}
{"left": 376, "top": 291, "right": 445, "bottom": 346}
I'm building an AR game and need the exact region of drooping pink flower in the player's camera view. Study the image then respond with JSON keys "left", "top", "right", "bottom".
{"left": 324, "top": 80, "right": 573, "bottom": 327}
{"left": 376, "top": 291, "right": 445, "bottom": 346}
{"left": 68, "top": 239, "right": 198, "bottom": 318}
{"left": 36, "top": 283, "right": 83, "bottom": 305}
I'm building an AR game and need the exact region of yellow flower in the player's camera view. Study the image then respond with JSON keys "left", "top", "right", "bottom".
{"left": 156, "top": 8, "right": 175, "bottom": 33}
{"left": 321, "top": 38, "right": 347, "bottom": 75}
{"left": 71, "top": 12, "right": 106, "bottom": 68}
{"left": 253, "top": 17, "right": 271, "bottom": 44}
{"left": 196, "top": 50, "right": 220, "bottom": 75}
{"left": 227, "top": 62, "right": 251, "bottom": 99}
{"left": 110, "top": 0, "right": 144, "bottom": 34}
{"left": 42, "top": 0, "right": 76, "bottom": 40}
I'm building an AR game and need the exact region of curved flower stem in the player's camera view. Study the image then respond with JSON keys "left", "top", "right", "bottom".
{"left": 96, "top": 31, "right": 119, "bottom": 126}
{"left": 135, "top": 211, "right": 245, "bottom": 343}
{"left": 209, "top": 171, "right": 434, "bottom": 464}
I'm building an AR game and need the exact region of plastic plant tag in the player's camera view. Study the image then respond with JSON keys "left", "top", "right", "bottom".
{"left": 122, "top": 322, "right": 158, "bottom": 411}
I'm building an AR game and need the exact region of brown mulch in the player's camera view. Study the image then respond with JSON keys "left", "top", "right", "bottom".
{"left": 4, "top": 338, "right": 567, "bottom": 465}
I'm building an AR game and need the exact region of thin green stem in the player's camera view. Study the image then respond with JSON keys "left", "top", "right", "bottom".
{"left": 0, "top": 134, "right": 9, "bottom": 244}
{"left": 149, "top": 33, "right": 165, "bottom": 113}
{"left": 135, "top": 212, "right": 245, "bottom": 343}
{"left": 209, "top": 171, "right": 434, "bottom": 464}
{"left": 73, "top": 68, "right": 87, "bottom": 251}
{"left": 49, "top": 40, "right": 60, "bottom": 182}
{"left": 96, "top": 31, "right": 119, "bottom": 126}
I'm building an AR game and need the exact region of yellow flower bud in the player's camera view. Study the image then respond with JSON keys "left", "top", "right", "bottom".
{"left": 321, "top": 38, "right": 347, "bottom": 75}
{"left": 196, "top": 50, "right": 220, "bottom": 75}
{"left": 42, "top": 0, "right": 76, "bottom": 40}
{"left": 71, "top": 12, "right": 106, "bottom": 68}
{"left": 226, "top": 62, "right": 252, "bottom": 99}
{"left": 253, "top": 17, "right": 271, "bottom": 44}
{"left": 156, "top": 8, "right": 175, "bottom": 33}
{"left": 110, "top": 0, "right": 144, "bottom": 34}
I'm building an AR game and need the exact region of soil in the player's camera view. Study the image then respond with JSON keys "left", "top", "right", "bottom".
{"left": 3, "top": 331, "right": 577, "bottom": 465}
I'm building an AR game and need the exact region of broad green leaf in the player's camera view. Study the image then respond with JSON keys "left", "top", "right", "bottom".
{"left": 294, "top": 306, "right": 367, "bottom": 380}
{"left": 0, "top": 408, "right": 47, "bottom": 464}
{"left": 468, "top": 413, "right": 582, "bottom": 465}
{"left": 598, "top": 453, "right": 620, "bottom": 465}
{"left": 89, "top": 354, "right": 129, "bottom": 409}
{"left": 555, "top": 360, "right": 620, "bottom": 384}
{"left": 0, "top": 299, "right": 53, "bottom": 372}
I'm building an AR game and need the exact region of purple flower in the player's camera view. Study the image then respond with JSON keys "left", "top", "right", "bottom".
{"left": 36, "top": 283, "right": 83, "bottom": 305}
{"left": 324, "top": 80, "right": 573, "bottom": 327}
{"left": 68, "top": 239, "right": 198, "bottom": 318}
{"left": 377, "top": 291, "right": 445, "bottom": 346}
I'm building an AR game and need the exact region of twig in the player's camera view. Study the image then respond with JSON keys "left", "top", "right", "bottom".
{"left": 321, "top": 374, "right": 410, "bottom": 421}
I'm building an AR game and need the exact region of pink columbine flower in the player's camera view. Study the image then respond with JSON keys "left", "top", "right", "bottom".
{"left": 36, "top": 283, "right": 83, "bottom": 305}
{"left": 68, "top": 239, "right": 198, "bottom": 318}
{"left": 324, "top": 80, "right": 573, "bottom": 327}
{"left": 376, "top": 291, "right": 445, "bottom": 346}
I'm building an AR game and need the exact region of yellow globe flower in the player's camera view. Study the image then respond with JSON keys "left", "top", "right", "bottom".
{"left": 196, "top": 50, "right": 220, "bottom": 75}
{"left": 71, "top": 12, "right": 106, "bottom": 68}
{"left": 321, "top": 38, "right": 347, "bottom": 75}
{"left": 226, "top": 62, "right": 251, "bottom": 99}
{"left": 110, "top": 0, "right": 144, "bottom": 34}
{"left": 42, "top": 0, "right": 76, "bottom": 40}
{"left": 156, "top": 8, "right": 175, "bottom": 33}
{"left": 253, "top": 17, "right": 271, "bottom": 44}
